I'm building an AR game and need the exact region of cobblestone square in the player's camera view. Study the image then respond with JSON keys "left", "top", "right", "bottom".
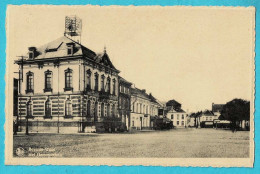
{"left": 14, "top": 128, "right": 250, "bottom": 158}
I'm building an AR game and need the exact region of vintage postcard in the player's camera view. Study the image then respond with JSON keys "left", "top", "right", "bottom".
{"left": 5, "top": 5, "right": 255, "bottom": 167}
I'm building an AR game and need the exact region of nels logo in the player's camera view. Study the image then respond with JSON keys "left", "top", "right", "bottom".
{"left": 15, "top": 147, "right": 25, "bottom": 157}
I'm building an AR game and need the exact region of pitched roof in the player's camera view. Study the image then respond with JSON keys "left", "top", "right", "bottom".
{"left": 168, "top": 108, "right": 186, "bottom": 113}
{"left": 20, "top": 36, "right": 118, "bottom": 70}
{"left": 166, "top": 99, "right": 181, "bottom": 107}
{"left": 131, "top": 87, "right": 150, "bottom": 100}
{"left": 118, "top": 76, "right": 132, "bottom": 85}
{"left": 202, "top": 110, "right": 215, "bottom": 116}
{"left": 149, "top": 94, "right": 161, "bottom": 106}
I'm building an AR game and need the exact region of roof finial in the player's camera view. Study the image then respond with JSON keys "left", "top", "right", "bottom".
{"left": 104, "top": 45, "right": 106, "bottom": 54}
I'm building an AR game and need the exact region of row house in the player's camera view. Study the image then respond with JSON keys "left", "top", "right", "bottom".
{"left": 130, "top": 88, "right": 161, "bottom": 130}
{"left": 118, "top": 76, "right": 132, "bottom": 131}
{"left": 15, "top": 36, "right": 120, "bottom": 133}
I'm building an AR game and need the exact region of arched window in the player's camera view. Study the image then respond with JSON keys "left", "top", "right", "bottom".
{"left": 44, "top": 70, "right": 52, "bottom": 92}
{"left": 106, "top": 77, "right": 111, "bottom": 93}
{"left": 45, "top": 99, "right": 51, "bottom": 117}
{"left": 26, "top": 72, "right": 34, "bottom": 93}
{"left": 101, "top": 75, "right": 105, "bottom": 92}
{"left": 86, "top": 70, "right": 92, "bottom": 90}
{"left": 27, "top": 100, "right": 32, "bottom": 117}
{"left": 112, "top": 79, "right": 116, "bottom": 95}
{"left": 65, "top": 99, "right": 72, "bottom": 117}
{"left": 64, "top": 68, "right": 73, "bottom": 91}
{"left": 94, "top": 73, "right": 99, "bottom": 91}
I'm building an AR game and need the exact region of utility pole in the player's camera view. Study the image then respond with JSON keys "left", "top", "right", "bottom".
{"left": 15, "top": 56, "right": 25, "bottom": 133}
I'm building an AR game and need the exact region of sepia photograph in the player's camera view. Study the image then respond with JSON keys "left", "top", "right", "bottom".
{"left": 5, "top": 5, "right": 255, "bottom": 167}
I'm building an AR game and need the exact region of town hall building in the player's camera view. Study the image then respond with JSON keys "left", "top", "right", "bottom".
{"left": 15, "top": 17, "right": 121, "bottom": 133}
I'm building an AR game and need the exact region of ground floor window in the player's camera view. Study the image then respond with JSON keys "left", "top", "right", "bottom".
{"left": 177, "top": 121, "right": 179, "bottom": 125}
{"left": 65, "top": 99, "right": 72, "bottom": 116}
{"left": 27, "top": 101, "right": 32, "bottom": 116}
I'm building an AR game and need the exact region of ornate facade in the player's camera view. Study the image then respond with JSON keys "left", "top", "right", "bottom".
{"left": 15, "top": 36, "right": 120, "bottom": 133}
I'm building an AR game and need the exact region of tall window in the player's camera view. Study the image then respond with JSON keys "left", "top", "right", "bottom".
{"left": 65, "top": 99, "right": 72, "bottom": 116}
{"left": 112, "top": 79, "right": 116, "bottom": 95}
{"left": 87, "top": 100, "right": 91, "bottom": 117}
{"left": 45, "top": 99, "right": 51, "bottom": 117}
{"left": 171, "top": 114, "right": 174, "bottom": 119}
{"left": 106, "top": 77, "right": 111, "bottom": 93}
{"left": 101, "top": 103, "right": 104, "bottom": 117}
{"left": 26, "top": 72, "right": 34, "bottom": 93}
{"left": 182, "top": 114, "right": 184, "bottom": 119}
{"left": 125, "top": 100, "right": 129, "bottom": 110}
{"left": 94, "top": 73, "right": 99, "bottom": 91}
{"left": 86, "top": 70, "right": 91, "bottom": 90}
{"left": 27, "top": 101, "right": 32, "bottom": 117}
{"left": 112, "top": 104, "right": 115, "bottom": 117}
{"left": 65, "top": 68, "right": 73, "bottom": 91}
{"left": 44, "top": 70, "right": 52, "bottom": 92}
{"left": 107, "top": 104, "right": 110, "bottom": 117}
{"left": 101, "top": 75, "right": 105, "bottom": 91}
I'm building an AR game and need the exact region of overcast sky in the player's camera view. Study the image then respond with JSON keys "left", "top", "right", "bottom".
{"left": 7, "top": 6, "right": 255, "bottom": 112}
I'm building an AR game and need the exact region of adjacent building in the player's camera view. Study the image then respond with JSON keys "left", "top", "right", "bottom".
{"left": 130, "top": 88, "right": 161, "bottom": 130}
{"left": 130, "top": 88, "right": 151, "bottom": 130}
{"left": 118, "top": 76, "right": 132, "bottom": 131}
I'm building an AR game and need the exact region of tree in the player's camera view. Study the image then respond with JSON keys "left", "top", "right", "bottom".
{"left": 220, "top": 98, "right": 250, "bottom": 131}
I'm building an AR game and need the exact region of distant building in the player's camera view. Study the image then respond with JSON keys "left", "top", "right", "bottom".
{"left": 118, "top": 76, "right": 132, "bottom": 131}
{"left": 212, "top": 103, "right": 224, "bottom": 119}
{"left": 187, "top": 113, "right": 196, "bottom": 127}
{"left": 196, "top": 110, "right": 216, "bottom": 128}
{"left": 166, "top": 107, "right": 188, "bottom": 128}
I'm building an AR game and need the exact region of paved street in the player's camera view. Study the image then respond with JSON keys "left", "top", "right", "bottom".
{"left": 13, "top": 128, "right": 250, "bottom": 158}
